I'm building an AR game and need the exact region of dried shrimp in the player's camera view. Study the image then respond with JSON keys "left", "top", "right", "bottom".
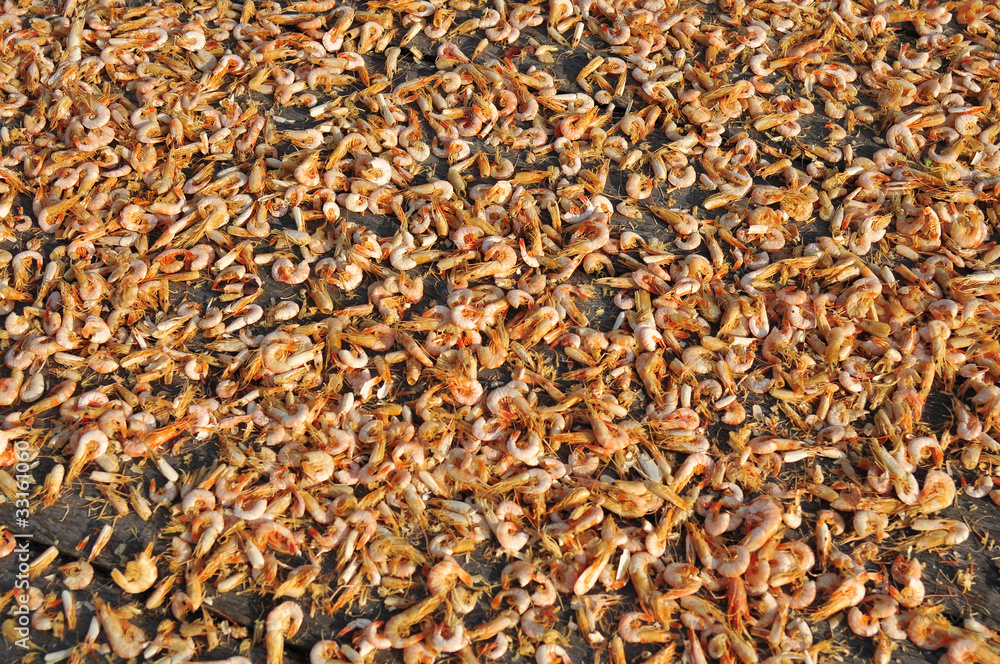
{"left": 1, "top": 0, "right": 999, "bottom": 663}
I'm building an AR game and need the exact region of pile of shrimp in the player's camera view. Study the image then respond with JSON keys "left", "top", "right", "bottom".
{"left": 1, "top": 0, "right": 1000, "bottom": 663}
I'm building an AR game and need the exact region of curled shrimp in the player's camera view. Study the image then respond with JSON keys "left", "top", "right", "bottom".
{"left": 536, "top": 643, "right": 573, "bottom": 664}
{"left": 625, "top": 173, "right": 654, "bottom": 200}
{"left": 427, "top": 556, "right": 472, "bottom": 595}
{"left": 618, "top": 612, "right": 671, "bottom": 643}
{"left": 266, "top": 601, "right": 304, "bottom": 664}
{"left": 111, "top": 544, "right": 158, "bottom": 594}
{"left": 741, "top": 496, "right": 782, "bottom": 551}
{"left": 60, "top": 560, "right": 94, "bottom": 590}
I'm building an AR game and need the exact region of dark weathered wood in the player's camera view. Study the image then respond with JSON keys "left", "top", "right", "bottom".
{"left": 11, "top": 476, "right": 165, "bottom": 564}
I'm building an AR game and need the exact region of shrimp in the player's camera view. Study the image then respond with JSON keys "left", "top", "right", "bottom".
{"left": 741, "top": 496, "right": 782, "bottom": 552}
{"left": 906, "top": 436, "right": 943, "bottom": 467}
{"left": 947, "top": 639, "right": 1000, "bottom": 664}
{"left": 891, "top": 575, "right": 926, "bottom": 608}
{"left": 310, "top": 641, "right": 342, "bottom": 664}
{"left": 496, "top": 521, "right": 530, "bottom": 552}
{"left": 587, "top": 410, "right": 630, "bottom": 453}
{"left": 272, "top": 258, "right": 311, "bottom": 285}
{"left": 909, "top": 518, "right": 970, "bottom": 551}
{"left": 715, "top": 546, "right": 750, "bottom": 578}
{"left": 111, "top": 544, "right": 158, "bottom": 594}
{"left": 427, "top": 557, "right": 472, "bottom": 595}
{"left": 673, "top": 452, "right": 712, "bottom": 490}
{"left": 574, "top": 540, "right": 616, "bottom": 595}
{"left": 67, "top": 429, "right": 109, "bottom": 482}
{"left": 917, "top": 469, "right": 956, "bottom": 513}
{"left": 813, "top": 572, "right": 881, "bottom": 621}
{"left": 94, "top": 598, "right": 147, "bottom": 659}
{"left": 60, "top": 560, "right": 94, "bottom": 590}
{"left": 625, "top": 173, "right": 654, "bottom": 200}
{"left": 559, "top": 107, "right": 599, "bottom": 140}
{"left": 563, "top": 217, "right": 610, "bottom": 257}
{"left": 508, "top": 306, "right": 560, "bottom": 347}
{"left": 266, "top": 601, "right": 304, "bottom": 664}
{"left": 661, "top": 562, "right": 703, "bottom": 600}
{"left": 618, "top": 612, "right": 671, "bottom": 643}
{"left": 537, "top": 643, "right": 573, "bottom": 664}
{"left": 847, "top": 606, "right": 879, "bottom": 637}
{"left": 385, "top": 596, "right": 444, "bottom": 648}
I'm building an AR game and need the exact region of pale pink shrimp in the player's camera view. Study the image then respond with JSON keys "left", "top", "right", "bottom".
{"left": 625, "top": 173, "right": 654, "bottom": 200}
{"left": 715, "top": 546, "right": 750, "bottom": 578}
{"left": 426, "top": 557, "right": 472, "bottom": 595}
{"left": 618, "top": 612, "right": 671, "bottom": 643}
{"left": 266, "top": 602, "right": 304, "bottom": 664}
{"left": 536, "top": 643, "right": 573, "bottom": 664}
{"left": 946, "top": 639, "right": 1000, "bottom": 664}
{"left": 673, "top": 452, "right": 712, "bottom": 490}
{"left": 94, "top": 599, "right": 147, "bottom": 659}
{"left": 66, "top": 429, "right": 109, "bottom": 482}
{"left": 741, "top": 496, "right": 782, "bottom": 552}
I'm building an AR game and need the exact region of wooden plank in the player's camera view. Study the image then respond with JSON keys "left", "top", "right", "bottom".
{"left": 9, "top": 475, "right": 166, "bottom": 566}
